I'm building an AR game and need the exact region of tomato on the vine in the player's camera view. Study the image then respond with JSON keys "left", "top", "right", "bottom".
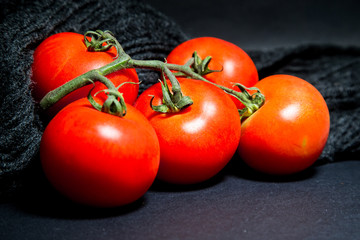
{"left": 166, "top": 37, "right": 258, "bottom": 109}
{"left": 31, "top": 32, "right": 139, "bottom": 116}
{"left": 40, "top": 98, "right": 160, "bottom": 207}
{"left": 238, "top": 75, "right": 330, "bottom": 175}
{"left": 134, "top": 78, "right": 241, "bottom": 184}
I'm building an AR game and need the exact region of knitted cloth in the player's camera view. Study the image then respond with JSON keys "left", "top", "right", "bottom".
{"left": 1, "top": 0, "right": 359, "bottom": 196}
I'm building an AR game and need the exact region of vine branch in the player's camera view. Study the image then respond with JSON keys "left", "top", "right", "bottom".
{"left": 40, "top": 30, "right": 264, "bottom": 119}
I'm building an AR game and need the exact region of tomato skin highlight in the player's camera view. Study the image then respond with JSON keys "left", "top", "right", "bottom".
{"left": 31, "top": 32, "right": 139, "bottom": 116}
{"left": 134, "top": 78, "right": 241, "bottom": 184}
{"left": 166, "top": 37, "right": 258, "bottom": 109}
{"left": 40, "top": 98, "right": 160, "bottom": 207}
{"left": 238, "top": 75, "right": 330, "bottom": 175}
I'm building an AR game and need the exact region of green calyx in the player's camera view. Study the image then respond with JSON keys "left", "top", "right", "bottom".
{"left": 228, "top": 83, "right": 265, "bottom": 121}
{"left": 150, "top": 80, "right": 193, "bottom": 113}
{"left": 87, "top": 81, "right": 142, "bottom": 117}
{"left": 191, "top": 51, "right": 222, "bottom": 76}
{"left": 84, "top": 30, "right": 123, "bottom": 58}
{"left": 88, "top": 92, "right": 127, "bottom": 117}
{"left": 88, "top": 88, "right": 126, "bottom": 117}
{"left": 150, "top": 69, "right": 193, "bottom": 113}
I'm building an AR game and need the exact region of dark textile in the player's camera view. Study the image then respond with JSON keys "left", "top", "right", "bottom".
{"left": 0, "top": 0, "right": 359, "bottom": 196}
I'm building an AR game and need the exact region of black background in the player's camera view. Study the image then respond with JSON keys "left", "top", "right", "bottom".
{"left": 150, "top": 0, "right": 360, "bottom": 50}
{"left": 1, "top": 0, "right": 360, "bottom": 239}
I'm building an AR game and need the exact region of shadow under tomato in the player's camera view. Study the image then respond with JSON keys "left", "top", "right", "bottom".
{"left": 12, "top": 165, "right": 146, "bottom": 219}
{"left": 223, "top": 156, "right": 318, "bottom": 183}
{"left": 149, "top": 170, "right": 226, "bottom": 193}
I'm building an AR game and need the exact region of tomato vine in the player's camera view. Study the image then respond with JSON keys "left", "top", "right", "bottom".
{"left": 39, "top": 30, "right": 265, "bottom": 119}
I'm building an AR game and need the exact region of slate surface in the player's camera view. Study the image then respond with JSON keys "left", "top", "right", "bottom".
{"left": 1, "top": 160, "right": 359, "bottom": 240}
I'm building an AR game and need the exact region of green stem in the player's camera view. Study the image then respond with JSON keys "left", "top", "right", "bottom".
{"left": 40, "top": 55, "right": 263, "bottom": 114}
{"left": 98, "top": 53, "right": 131, "bottom": 75}
{"left": 40, "top": 30, "right": 264, "bottom": 118}
{"left": 39, "top": 70, "right": 117, "bottom": 109}
{"left": 129, "top": 59, "right": 263, "bottom": 114}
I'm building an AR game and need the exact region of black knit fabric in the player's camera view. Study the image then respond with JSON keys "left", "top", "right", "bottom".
{"left": 0, "top": 0, "right": 359, "bottom": 196}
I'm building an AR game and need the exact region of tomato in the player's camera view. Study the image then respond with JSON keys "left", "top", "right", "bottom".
{"left": 134, "top": 78, "right": 241, "bottom": 184}
{"left": 31, "top": 32, "right": 139, "bottom": 116}
{"left": 40, "top": 98, "right": 160, "bottom": 207}
{"left": 166, "top": 37, "right": 258, "bottom": 109}
{"left": 238, "top": 75, "right": 330, "bottom": 175}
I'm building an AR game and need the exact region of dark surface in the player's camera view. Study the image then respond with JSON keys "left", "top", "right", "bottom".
{"left": 1, "top": 160, "right": 359, "bottom": 240}
{"left": 1, "top": 0, "right": 360, "bottom": 239}
{"left": 150, "top": 0, "right": 360, "bottom": 50}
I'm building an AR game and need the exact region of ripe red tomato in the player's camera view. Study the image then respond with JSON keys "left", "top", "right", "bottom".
{"left": 134, "top": 78, "right": 241, "bottom": 184}
{"left": 238, "top": 75, "right": 330, "bottom": 175}
{"left": 166, "top": 37, "right": 258, "bottom": 109}
{"left": 40, "top": 98, "right": 160, "bottom": 207}
{"left": 31, "top": 32, "right": 139, "bottom": 116}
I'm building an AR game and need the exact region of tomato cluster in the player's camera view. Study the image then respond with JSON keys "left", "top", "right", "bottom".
{"left": 166, "top": 38, "right": 329, "bottom": 176}
{"left": 32, "top": 33, "right": 330, "bottom": 207}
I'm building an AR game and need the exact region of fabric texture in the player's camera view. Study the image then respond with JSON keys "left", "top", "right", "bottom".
{"left": 0, "top": 0, "right": 359, "bottom": 196}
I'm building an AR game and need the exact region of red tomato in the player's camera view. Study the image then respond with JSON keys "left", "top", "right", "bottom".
{"left": 134, "top": 78, "right": 241, "bottom": 184}
{"left": 238, "top": 75, "right": 330, "bottom": 175}
{"left": 166, "top": 37, "right": 258, "bottom": 109}
{"left": 31, "top": 32, "right": 139, "bottom": 116}
{"left": 40, "top": 98, "right": 160, "bottom": 207}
